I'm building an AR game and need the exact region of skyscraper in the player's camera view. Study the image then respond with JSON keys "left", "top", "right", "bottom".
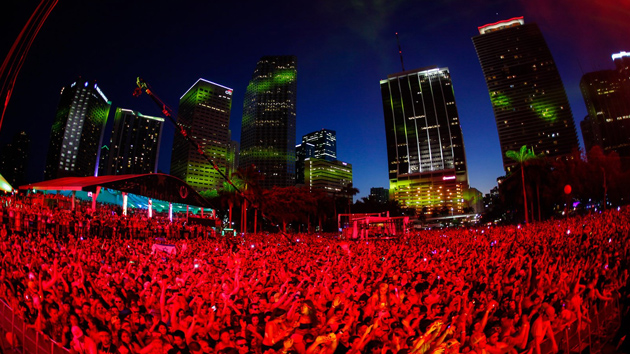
{"left": 472, "top": 17, "right": 579, "bottom": 172}
{"left": 240, "top": 55, "right": 297, "bottom": 189}
{"left": 296, "top": 129, "right": 336, "bottom": 185}
{"left": 302, "top": 129, "right": 337, "bottom": 161}
{"left": 0, "top": 131, "right": 30, "bottom": 187}
{"left": 45, "top": 78, "right": 110, "bottom": 180}
{"left": 369, "top": 187, "right": 389, "bottom": 204}
{"left": 380, "top": 66, "right": 469, "bottom": 214}
{"left": 304, "top": 158, "right": 352, "bottom": 196}
{"left": 104, "top": 108, "right": 164, "bottom": 175}
{"left": 295, "top": 142, "right": 315, "bottom": 185}
{"left": 580, "top": 52, "right": 630, "bottom": 166}
{"left": 227, "top": 137, "right": 240, "bottom": 177}
{"left": 171, "top": 79, "right": 233, "bottom": 192}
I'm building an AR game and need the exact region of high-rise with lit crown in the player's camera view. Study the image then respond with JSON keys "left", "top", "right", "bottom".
{"left": 104, "top": 108, "right": 164, "bottom": 175}
{"left": 45, "top": 78, "right": 110, "bottom": 180}
{"left": 380, "top": 66, "right": 469, "bottom": 214}
{"left": 580, "top": 51, "right": 630, "bottom": 166}
{"left": 240, "top": 55, "right": 297, "bottom": 189}
{"left": 302, "top": 129, "right": 337, "bottom": 161}
{"left": 171, "top": 78, "right": 233, "bottom": 192}
{"left": 472, "top": 17, "right": 579, "bottom": 172}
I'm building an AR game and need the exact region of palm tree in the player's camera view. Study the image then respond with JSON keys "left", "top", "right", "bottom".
{"left": 341, "top": 183, "right": 360, "bottom": 215}
{"left": 233, "top": 165, "right": 263, "bottom": 233}
{"left": 219, "top": 180, "right": 240, "bottom": 228}
{"left": 264, "top": 186, "right": 314, "bottom": 233}
{"left": 505, "top": 145, "right": 537, "bottom": 224}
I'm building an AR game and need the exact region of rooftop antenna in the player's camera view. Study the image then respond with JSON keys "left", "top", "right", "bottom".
{"left": 396, "top": 32, "right": 405, "bottom": 72}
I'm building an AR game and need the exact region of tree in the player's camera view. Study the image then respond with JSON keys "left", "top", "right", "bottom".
{"left": 505, "top": 145, "right": 537, "bottom": 223}
{"left": 340, "top": 183, "right": 360, "bottom": 215}
{"left": 263, "top": 186, "right": 316, "bottom": 233}
{"left": 218, "top": 180, "right": 240, "bottom": 227}
{"left": 312, "top": 190, "right": 334, "bottom": 232}
{"left": 232, "top": 165, "right": 263, "bottom": 233}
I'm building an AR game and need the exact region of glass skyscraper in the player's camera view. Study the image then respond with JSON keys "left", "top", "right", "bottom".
{"left": 240, "top": 55, "right": 297, "bottom": 189}
{"left": 302, "top": 129, "right": 337, "bottom": 161}
{"left": 380, "top": 66, "right": 469, "bottom": 214}
{"left": 472, "top": 17, "right": 579, "bottom": 172}
{"left": 171, "top": 79, "right": 233, "bottom": 192}
{"left": 104, "top": 108, "right": 164, "bottom": 175}
{"left": 45, "top": 78, "right": 110, "bottom": 180}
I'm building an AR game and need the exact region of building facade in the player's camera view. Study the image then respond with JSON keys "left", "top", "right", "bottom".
{"left": 302, "top": 129, "right": 337, "bottom": 161}
{"left": 240, "top": 55, "right": 297, "bottom": 189}
{"left": 171, "top": 79, "right": 232, "bottom": 191}
{"left": 227, "top": 138, "right": 240, "bottom": 177}
{"left": 369, "top": 187, "right": 389, "bottom": 204}
{"left": 104, "top": 108, "right": 164, "bottom": 175}
{"left": 580, "top": 52, "right": 630, "bottom": 167}
{"left": 380, "top": 66, "right": 469, "bottom": 214}
{"left": 295, "top": 142, "right": 315, "bottom": 185}
{"left": 304, "top": 158, "right": 352, "bottom": 196}
{"left": 472, "top": 17, "right": 579, "bottom": 172}
{"left": 45, "top": 79, "right": 110, "bottom": 180}
{"left": 0, "top": 131, "right": 30, "bottom": 187}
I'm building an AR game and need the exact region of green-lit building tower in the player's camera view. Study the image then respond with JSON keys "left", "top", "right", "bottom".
{"left": 240, "top": 55, "right": 297, "bottom": 189}
{"left": 171, "top": 79, "right": 233, "bottom": 192}
{"left": 304, "top": 158, "right": 353, "bottom": 197}
{"left": 472, "top": 17, "right": 579, "bottom": 172}
{"left": 44, "top": 79, "right": 110, "bottom": 180}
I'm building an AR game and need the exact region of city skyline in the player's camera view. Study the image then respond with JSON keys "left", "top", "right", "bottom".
{"left": 2, "top": 0, "right": 628, "bottom": 199}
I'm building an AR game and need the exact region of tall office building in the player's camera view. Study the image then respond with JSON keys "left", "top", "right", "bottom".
{"left": 369, "top": 187, "right": 389, "bottom": 204}
{"left": 302, "top": 129, "right": 337, "bottom": 161}
{"left": 240, "top": 55, "right": 297, "bottom": 189}
{"left": 615, "top": 51, "right": 630, "bottom": 90}
{"left": 304, "top": 158, "right": 352, "bottom": 196}
{"left": 45, "top": 78, "right": 110, "bottom": 180}
{"left": 580, "top": 52, "right": 630, "bottom": 166}
{"left": 227, "top": 138, "right": 240, "bottom": 177}
{"left": 104, "top": 108, "right": 164, "bottom": 175}
{"left": 472, "top": 17, "right": 579, "bottom": 172}
{"left": 380, "top": 66, "right": 469, "bottom": 214}
{"left": 0, "top": 131, "right": 30, "bottom": 187}
{"left": 171, "top": 79, "right": 233, "bottom": 192}
{"left": 295, "top": 142, "right": 315, "bottom": 185}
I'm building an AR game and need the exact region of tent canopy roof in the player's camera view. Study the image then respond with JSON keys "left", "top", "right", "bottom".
{"left": 19, "top": 174, "right": 210, "bottom": 207}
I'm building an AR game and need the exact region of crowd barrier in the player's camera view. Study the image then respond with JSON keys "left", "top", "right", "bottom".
{"left": 0, "top": 299, "right": 69, "bottom": 354}
{"left": 539, "top": 297, "right": 621, "bottom": 354}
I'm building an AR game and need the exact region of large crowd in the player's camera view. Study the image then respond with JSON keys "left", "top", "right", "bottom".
{"left": 0, "top": 193, "right": 628, "bottom": 354}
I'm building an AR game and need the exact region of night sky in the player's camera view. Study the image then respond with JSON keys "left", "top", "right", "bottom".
{"left": 2, "top": 0, "right": 628, "bottom": 199}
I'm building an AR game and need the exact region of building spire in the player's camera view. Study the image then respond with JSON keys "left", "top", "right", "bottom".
{"left": 396, "top": 32, "right": 405, "bottom": 72}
